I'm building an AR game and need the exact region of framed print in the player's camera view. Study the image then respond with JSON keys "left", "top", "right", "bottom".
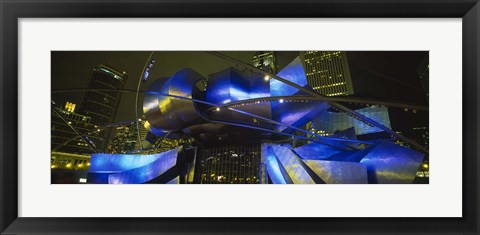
{"left": 1, "top": 0, "right": 479, "bottom": 234}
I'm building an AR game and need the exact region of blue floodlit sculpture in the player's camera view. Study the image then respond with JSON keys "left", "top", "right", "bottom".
{"left": 88, "top": 56, "right": 424, "bottom": 184}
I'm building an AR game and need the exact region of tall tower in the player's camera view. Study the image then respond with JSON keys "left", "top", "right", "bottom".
{"left": 252, "top": 51, "right": 278, "bottom": 74}
{"left": 78, "top": 65, "right": 128, "bottom": 152}
{"left": 300, "top": 51, "right": 354, "bottom": 96}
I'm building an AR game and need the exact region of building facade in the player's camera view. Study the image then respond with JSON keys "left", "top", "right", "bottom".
{"left": 51, "top": 103, "right": 100, "bottom": 154}
{"left": 300, "top": 51, "right": 354, "bottom": 96}
{"left": 197, "top": 144, "right": 261, "bottom": 184}
{"left": 78, "top": 65, "right": 128, "bottom": 152}
{"left": 252, "top": 51, "right": 278, "bottom": 74}
{"left": 106, "top": 120, "right": 151, "bottom": 154}
{"left": 107, "top": 123, "right": 137, "bottom": 154}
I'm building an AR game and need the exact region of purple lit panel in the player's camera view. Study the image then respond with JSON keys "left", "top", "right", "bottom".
{"left": 304, "top": 160, "right": 368, "bottom": 184}
{"left": 108, "top": 148, "right": 179, "bottom": 184}
{"left": 360, "top": 141, "right": 424, "bottom": 183}
{"left": 88, "top": 148, "right": 179, "bottom": 184}
{"left": 270, "top": 57, "right": 307, "bottom": 97}
{"left": 294, "top": 143, "right": 342, "bottom": 160}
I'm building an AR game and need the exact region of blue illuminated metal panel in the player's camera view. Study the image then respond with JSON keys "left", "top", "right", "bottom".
{"left": 270, "top": 144, "right": 315, "bottom": 184}
{"left": 269, "top": 57, "right": 321, "bottom": 131}
{"left": 88, "top": 147, "right": 179, "bottom": 184}
{"left": 206, "top": 67, "right": 273, "bottom": 124}
{"left": 249, "top": 73, "right": 271, "bottom": 99}
{"left": 89, "top": 153, "right": 161, "bottom": 172}
{"left": 206, "top": 68, "right": 251, "bottom": 105}
{"left": 108, "top": 148, "right": 179, "bottom": 184}
{"left": 303, "top": 160, "right": 368, "bottom": 184}
{"left": 143, "top": 69, "right": 205, "bottom": 132}
{"left": 313, "top": 106, "right": 391, "bottom": 135}
{"left": 272, "top": 100, "right": 330, "bottom": 132}
{"left": 359, "top": 141, "right": 424, "bottom": 183}
{"left": 294, "top": 143, "right": 342, "bottom": 160}
{"left": 326, "top": 147, "right": 372, "bottom": 162}
{"left": 167, "top": 176, "right": 180, "bottom": 184}
{"left": 264, "top": 146, "right": 287, "bottom": 184}
{"left": 270, "top": 57, "right": 308, "bottom": 97}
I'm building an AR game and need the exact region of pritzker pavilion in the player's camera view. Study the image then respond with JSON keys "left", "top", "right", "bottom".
{"left": 86, "top": 53, "right": 425, "bottom": 184}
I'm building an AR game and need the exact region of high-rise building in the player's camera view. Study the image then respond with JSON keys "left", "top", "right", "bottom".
{"left": 300, "top": 51, "right": 354, "bottom": 96}
{"left": 78, "top": 65, "right": 128, "bottom": 151}
{"left": 135, "top": 119, "right": 149, "bottom": 150}
{"left": 51, "top": 103, "right": 99, "bottom": 154}
{"left": 197, "top": 144, "right": 261, "bottom": 184}
{"left": 418, "top": 54, "right": 429, "bottom": 97}
{"left": 106, "top": 120, "right": 152, "bottom": 154}
{"left": 107, "top": 123, "right": 137, "bottom": 154}
{"left": 252, "top": 51, "right": 278, "bottom": 74}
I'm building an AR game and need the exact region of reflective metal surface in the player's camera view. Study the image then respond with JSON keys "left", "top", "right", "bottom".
{"left": 294, "top": 143, "right": 342, "bottom": 160}
{"left": 269, "top": 144, "right": 315, "bottom": 184}
{"left": 134, "top": 55, "right": 426, "bottom": 184}
{"left": 88, "top": 147, "right": 179, "bottom": 184}
{"left": 304, "top": 160, "right": 368, "bottom": 184}
{"left": 143, "top": 69, "right": 205, "bottom": 131}
{"left": 270, "top": 56, "right": 308, "bottom": 97}
{"left": 359, "top": 141, "right": 424, "bottom": 183}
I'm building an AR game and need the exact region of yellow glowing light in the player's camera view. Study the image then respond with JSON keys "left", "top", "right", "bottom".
{"left": 97, "top": 129, "right": 101, "bottom": 132}
{"left": 78, "top": 164, "right": 83, "bottom": 167}
{"left": 64, "top": 102, "right": 77, "bottom": 112}
{"left": 51, "top": 165, "right": 56, "bottom": 169}
{"left": 422, "top": 164, "right": 429, "bottom": 168}
{"left": 66, "top": 163, "right": 72, "bottom": 168}
{"left": 264, "top": 75, "right": 270, "bottom": 81}
{"left": 215, "top": 107, "right": 220, "bottom": 112}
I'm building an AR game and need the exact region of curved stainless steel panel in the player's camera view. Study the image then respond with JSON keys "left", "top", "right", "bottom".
{"left": 143, "top": 69, "right": 206, "bottom": 131}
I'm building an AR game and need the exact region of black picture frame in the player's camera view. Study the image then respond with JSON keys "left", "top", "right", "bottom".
{"left": 1, "top": 0, "right": 479, "bottom": 234}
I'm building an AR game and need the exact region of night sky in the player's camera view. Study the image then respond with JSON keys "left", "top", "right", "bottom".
{"left": 51, "top": 51, "right": 428, "bottom": 131}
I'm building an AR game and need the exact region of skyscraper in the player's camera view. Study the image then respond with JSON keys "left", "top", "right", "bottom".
{"left": 252, "top": 51, "right": 278, "bottom": 74}
{"left": 78, "top": 65, "right": 128, "bottom": 152}
{"left": 300, "top": 51, "right": 354, "bottom": 96}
